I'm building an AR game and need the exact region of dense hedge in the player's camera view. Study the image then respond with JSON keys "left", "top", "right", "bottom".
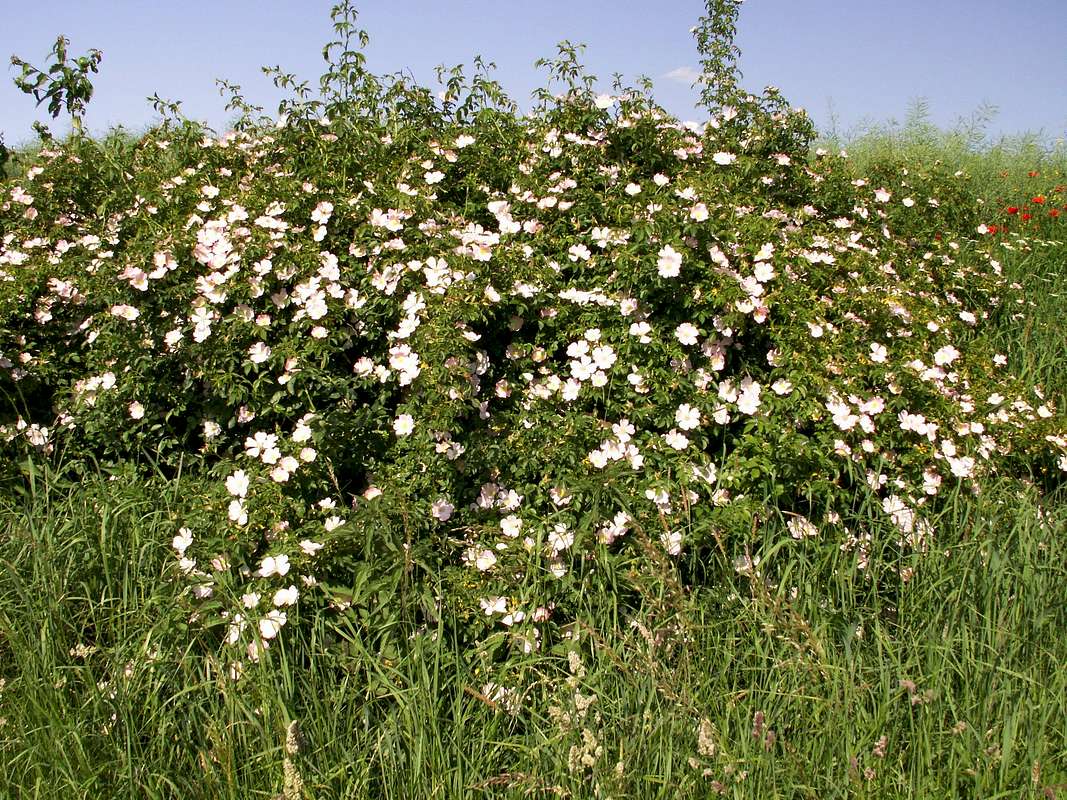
{"left": 1, "top": 2, "right": 1063, "bottom": 672}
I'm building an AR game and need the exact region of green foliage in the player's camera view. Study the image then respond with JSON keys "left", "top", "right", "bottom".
{"left": 11, "top": 35, "right": 103, "bottom": 135}
{"left": 692, "top": 0, "right": 745, "bottom": 110}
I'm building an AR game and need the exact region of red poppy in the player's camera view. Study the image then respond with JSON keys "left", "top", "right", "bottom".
{"left": 1032, "top": 196, "right": 1045, "bottom": 204}
{"left": 1028, "top": 170, "right": 1039, "bottom": 177}
{"left": 1006, "top": 206, "right": 1019, "bottom": 214}
{"left": 1051, "top": 209, "right": 1061, "bottom": 219}
{"left": 986, "top": 224, "right": 999, "bottom": 234}
{"left": 1021, "top": 212, "right": 1033, "bottom": 221}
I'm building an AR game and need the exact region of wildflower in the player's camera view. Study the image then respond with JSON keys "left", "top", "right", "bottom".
{"left": 661, "top": 530, "right": 683, "bottom": 555}
{"left": 110, "top": 304, "right": 140, "bottom": 321}
{"left": 771, "top": 379, "right": 793, "bottom": 396}
{"left": 226, "top": 470, "right": 250, "bottom": 497}
{"left": 612, "top": 419, "right": 636, "bottom": 442}
{"left": 692, "top": 463, "right": 717, "bottom": 484}
{"left": 737, "top": 379, "right": 762, "bottom": 415}
{"left": 591, "top": 345, "right": 616, "bottom": 370}
{"left": 310, "top": 201, "right": 333, "bottom": 223}
{"left": 292, "top": 421, "right": 313, "bottom": 443}
{"left": 501, "top": 610, "right": 525, "bottom": 626}
{"left": 629, "top": 321, "right": 652, "bottom": 342}
{"left": 548, "top": 524, "right": 574, "bottom": 553}
{"left": 786, "top": 516, "right": 818, "bottom": 539}
{"left": 430, "top": 498, "right": 454, "bottom": 521}
{"left": 675, "top": 322, "right": 700, "bottom": 345}
{"left": 933, "top": 345, "right": 960, "bottom": 366}
{"left": 172, "top": 528, "right": 193, "bottom": 556}
{"left": 471, "top": 548, "right": 497, "bottom": 571}
{"left": 259, "top": 610, "right": 287, "bottom": 639}
{"left": 245, "top": 431, "right": 279, "bottom": 460}
{"left": 299, "top": 540, "right": 324, "bottom": 556}
{"left": 568, "top": 244, "right": 591, "bottom": 261}
{"left": 257, "top": 554, "right": 291, "bottom": 578}
{"left": 922, "top": 469, "right": 942, "bottom": 495}
{"left": 273, "top": 586, "right": 299, "bottom": 606}
{"left": 227, "top": 499, "right": 248, "bottom": 526}
{"left": 753, "top": 261, "right": 775, "bottom": 282}
{"left": 657, "top": 245, "right": 682, "bottom": 278}
{"left": 948, "top": 455, "right": 976, "bottom": 478}
{"left": 664, "top": 429, "right": 689, "bottom": 450}
{"left": 712, "top": 152, "right": 736, "bottom": 165}
{"left": 481, "top": 596, "right": 507, "bottom": 614}
{"left": 570, "top": 357, "right": 596, "bottom": 382}
{"left": 393, "top": 414, "right": 415, "bottom": 436}
{"left": 501, "top": 515, "right": 523, "bottom": 537}
{"left": 675, "top": 403, "right": 701, "bottom": 430}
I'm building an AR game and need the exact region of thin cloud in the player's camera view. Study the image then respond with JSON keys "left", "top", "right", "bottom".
{"left": 662, "top": 66, "right": 701, "bottom": 84}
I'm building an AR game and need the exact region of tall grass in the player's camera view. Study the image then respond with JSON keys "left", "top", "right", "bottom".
{"left": 2, "top": 416, "right": 1065, "bottom": 796}
{"left": 1, "top": 469, "right": 1065, "bottom": 797}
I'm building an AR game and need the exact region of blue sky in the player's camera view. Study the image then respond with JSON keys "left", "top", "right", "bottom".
{"left": 2, "top": 0, "right": 1065, "bottom": 146}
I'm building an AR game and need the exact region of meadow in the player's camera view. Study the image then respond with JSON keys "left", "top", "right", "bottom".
{"left": 0, "top": 3, "right": 1065, "bottom": 798}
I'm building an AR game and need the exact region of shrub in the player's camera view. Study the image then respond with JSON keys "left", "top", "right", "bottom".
{"left": 0, "top": 1, "right": 1063, "bottom": 676}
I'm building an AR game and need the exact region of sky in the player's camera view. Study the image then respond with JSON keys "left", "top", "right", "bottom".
{"left": 2, "top": 0, "right": 1065, "bottom": 147}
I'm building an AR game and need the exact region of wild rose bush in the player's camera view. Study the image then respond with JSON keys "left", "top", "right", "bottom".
{"left": 1, "top": 2, "right": 1064, "bottom": 673}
